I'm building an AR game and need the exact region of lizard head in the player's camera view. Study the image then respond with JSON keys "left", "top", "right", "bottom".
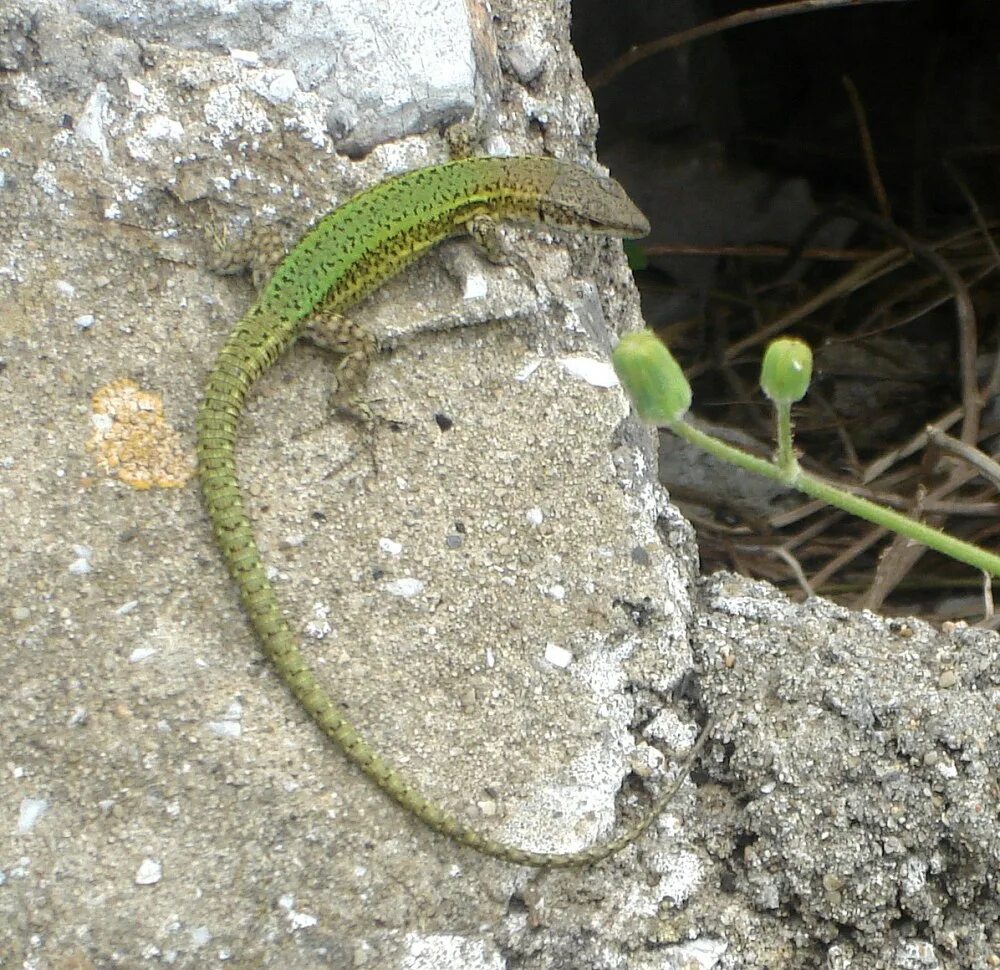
{"left": 539, "top": 163, "right": 650, "bottom": 239}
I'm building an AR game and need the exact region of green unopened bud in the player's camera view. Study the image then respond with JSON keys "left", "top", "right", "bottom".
{"left": 760, "top": 337, "right": 813, "bottom": 404}
{"left": 612, "top": 330, "right": 692, "bottom": 424}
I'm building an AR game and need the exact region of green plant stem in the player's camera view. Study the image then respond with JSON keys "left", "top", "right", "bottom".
{"left": 666, "top": 418, "right": 1000, "bottom": 579}
{"left": 775, "top": 401, "right": 796, "bottom": 475}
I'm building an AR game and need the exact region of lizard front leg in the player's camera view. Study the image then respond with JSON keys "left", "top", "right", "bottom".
{"left": 207, "top": 221, "right": 288, "bottom": 290}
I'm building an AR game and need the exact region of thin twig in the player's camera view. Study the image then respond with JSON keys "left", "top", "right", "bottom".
{"left": 809, "top": 522, "right": 889, "bottom": 591}
{"left": 982, "top": 573, "right": 994, "bottom": 622}
{"left": 590, "top": 0, "right": 915, "bottom": 90}
{"left": 861, "top": 486, "right": 930, "bottom": 611}
{"left": 863, "top": 406, "right": 962, "bottom": 482}
{"left": 783, "top": 203, "right": 981, "bottom": 444}
{"left": 842, "top": 75, "right": 891, "bottom": 221}
{"left": 926, "top": 425, "right": 1000, "bottom": 491}
{"left": 943, "top": 159, "right": 1000, "bottom": 267}
{"left": 943, "top": 157, "right": 1000, "bottom": 398}
{"left": 685, "top": 247, "right": 905, "bottom": 380}
{"left": 765, "top": 545, "right": 815, "bottom": 596}
{"left": 854, "top": 256, "right": 994, "bottom": 338}
{"left": 643, "top": 242, "right": 882, "bottom": 261}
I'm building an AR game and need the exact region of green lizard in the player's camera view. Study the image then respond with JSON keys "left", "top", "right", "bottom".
{"left": 196, "top": 154, "right": 711, "bottom": 867}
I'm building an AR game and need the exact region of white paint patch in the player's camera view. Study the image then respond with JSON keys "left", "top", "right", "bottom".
{"left": 207, "top": 720, "right": 242, "bottom": 739}
{"left": 558, "top": 356, "right": 619, "bottom": 388}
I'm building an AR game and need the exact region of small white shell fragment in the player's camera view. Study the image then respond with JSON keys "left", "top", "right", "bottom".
{"left": 144, "top": 115, "right": 183, "bottom": 142}
{"left": 515, "top": 358, "right": 543, "bottom": 381}
{"left": 129, "top": 647, "right": 156, "bottom": 663}
{"left": 544, "top": 643, "right": 573, "bottom": 668}
{"left": 279, "top": 894, "right": 318, "bottom": 931}
{"left": 935, "top": 758, "right": 958, "bottom": 780}
{"left": 68, "top": 544, "right": 93, "bottom": 575}
{"left": 17, "top": 798, "right": 48, "bottom": 834}
{"left": 525, "top": 507, "right": 544, "bottom": 526}
{"left": 463, "top": 272, "right": 488, "bottom": 300}
{"left": 557, "top": 356, "right": 619, "bottom": 388}
{"left": 644, "top": 709, "right": 697, "bottom": 747}
{"left": 384, "top": 577, "right": 425, "bottom": 598}
{"left": 207, "top": 701, "right": 243, "bottom": 738}
{"left": 68, "top": 557, "right": 92, "bottom": 575}
{"left": 262, "top": 69, "right": 298, "bottom": 102}
{"left": 379, "top": 537, "right": 403, "bottom": 556}
{"left": 403, "top": 933, "right": 504, "bottom": 970}
{"left": 230, "top": 48, "right": 261, "bottom": 66}
{"left": 305, "top": 603, "right": 331, "bottom": 640}
{"left": 135, "top": 858, "right": 162, "bottom": 885}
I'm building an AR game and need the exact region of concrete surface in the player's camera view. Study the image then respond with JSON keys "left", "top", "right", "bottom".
{"left": 1, "top": 0, "right": 702, "bottom": 966}
{"left": 1, "top": 1, "right": 997, "bottom": 968}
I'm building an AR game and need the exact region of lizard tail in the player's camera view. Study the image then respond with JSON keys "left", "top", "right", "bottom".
{"left": 197, "top": 357, "right": 712, "bottom": 867}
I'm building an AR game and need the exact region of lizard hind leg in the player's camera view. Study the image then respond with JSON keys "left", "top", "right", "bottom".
{"left": 300, "top": 299, "right": 384, "bottom": 475}
{"left": 301, "top": 297, "right": 378, "bottom": 414}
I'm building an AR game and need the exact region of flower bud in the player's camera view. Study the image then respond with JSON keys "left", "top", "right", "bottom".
{"left": 612, "top": 330, "right": 692, "bottom": 424}
{"left": 760, "top": 337, "right": 813, "bottom": 404}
